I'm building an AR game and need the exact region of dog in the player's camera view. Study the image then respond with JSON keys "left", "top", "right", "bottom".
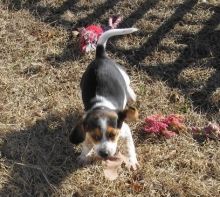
{"left": 69, "top": 28, "right": 139, "bottom": 169}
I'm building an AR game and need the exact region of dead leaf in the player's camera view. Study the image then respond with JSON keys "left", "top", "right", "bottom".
{"left": 72, "top": 31, "right": 79, "bottom": 37}
{"left": 130, "top": 182, "right": 144, "bottom": 192}
{"left": 170, "top": 92, "right": 180, "bottom": 103}
{"left": 102, "top": 152, "right": 131, "bottom": 180}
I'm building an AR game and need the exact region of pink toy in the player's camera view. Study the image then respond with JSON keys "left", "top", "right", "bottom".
{"left": 78, "top": 16, "right": 122, "bottom": 53}
{"left": 143, "top": 114, "right": 185, "bottom": 138}
{"left": 191, "top": 122, "right": 220, "bottom": 140}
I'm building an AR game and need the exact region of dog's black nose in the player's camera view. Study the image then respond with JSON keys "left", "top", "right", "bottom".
{"left": 99, "top": 150, "right": 109, "bottom": 158}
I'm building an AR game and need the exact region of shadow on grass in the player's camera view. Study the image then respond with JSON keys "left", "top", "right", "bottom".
{"left": 114, "top": 0, "right": 198, "bottom": 60}
{"left": 0, "top": 111, "right": 88, "bottom": 196}
{"left": 147, "top": 4, "right": 220, "bottom": 115}
{"left": 2, "top": 0, "right": 123, "bottom": 63}
{"left": 2, "top": 0, "right": 161, "bottom": 63}
{"left": 3, "top": 0, "right": 77, "bottom": 28}
{"left": 115, "top": 1, "right": 220, "bottom": 116}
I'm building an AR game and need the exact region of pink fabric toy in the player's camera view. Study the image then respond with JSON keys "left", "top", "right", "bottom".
{"left": 79, "top": 16, "right": 122, "bottom": 53}
{"left": 79, "top": 25, "right": 103, "bottom": 53}
{"left": 191, "top": 122, "right": 220, "bottom": 140}
{"left": 144, "top": 114, "right": 185, "bottom": 138}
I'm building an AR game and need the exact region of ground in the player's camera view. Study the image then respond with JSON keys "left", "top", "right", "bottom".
{"left": 0, "top": 0, "right": 220, "bottom": 196}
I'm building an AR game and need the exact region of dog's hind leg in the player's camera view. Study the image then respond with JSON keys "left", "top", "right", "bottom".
{"left": 127, "top": 86, "right": 136, "bottom": 102}
{"left": 116, "top": 66, "right": 136, "bottom": 103}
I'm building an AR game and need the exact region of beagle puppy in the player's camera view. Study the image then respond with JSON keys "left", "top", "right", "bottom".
{"left": 70, "top": 28, "right": 139, "bottom": 169}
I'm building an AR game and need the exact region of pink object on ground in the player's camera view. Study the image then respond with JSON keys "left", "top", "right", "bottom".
{"left": 79, "top": 25, "right": 104, "bottom": 53}
{"left": 191, "top": 122, "right": 220, "bottom": 140}
{"left": 144, "top": 114, "right": 185, "bottom": 138}
{"left": 79, "top": 16, "right": 123, "bottom": 53}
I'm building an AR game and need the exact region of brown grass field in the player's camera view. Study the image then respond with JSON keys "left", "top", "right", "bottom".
{"left": 0, "top": 0, "right": 220, "bottom": 196}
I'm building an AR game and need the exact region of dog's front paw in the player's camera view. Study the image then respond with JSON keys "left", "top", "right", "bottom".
{"left": 128, "top": 157, "right": 139, "bottom": 171}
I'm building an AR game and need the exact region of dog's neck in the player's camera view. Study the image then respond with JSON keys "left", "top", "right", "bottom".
{"left": 89, "top": 96, "right": 116, "bottom": 111}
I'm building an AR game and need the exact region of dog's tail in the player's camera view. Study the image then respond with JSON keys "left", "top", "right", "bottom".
{"left": 96, "top": 28, "right": 138, "bottom": 58}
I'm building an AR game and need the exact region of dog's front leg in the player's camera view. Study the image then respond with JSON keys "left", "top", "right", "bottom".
{"left": 120, "top": 122, "right": 139, "bottom": 170}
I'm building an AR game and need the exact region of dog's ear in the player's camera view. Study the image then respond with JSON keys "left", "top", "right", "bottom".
{"left": 117, "top": 106, "right": 139, "bottom": 128}
{"left": 69, "top": 119, "right": 86, "bottom": 145}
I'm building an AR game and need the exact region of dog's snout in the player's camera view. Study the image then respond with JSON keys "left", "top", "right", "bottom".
{"left": 99, "top": 150, "right": 109, "bottom": 158}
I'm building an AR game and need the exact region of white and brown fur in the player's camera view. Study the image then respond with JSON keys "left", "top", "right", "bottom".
{"left": 69, "top": 28, "right": 139, "bottom": 169}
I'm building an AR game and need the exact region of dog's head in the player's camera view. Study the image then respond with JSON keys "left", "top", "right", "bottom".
{"left": 69, "top": 107, "right": 138, "bottom": 159}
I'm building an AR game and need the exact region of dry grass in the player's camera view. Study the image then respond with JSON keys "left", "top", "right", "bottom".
{"left": 0, "top": 0, "right": 220, "bottom": 196}
{"left": 210, "top": 88, "right": 220, "bottom": 107}
{"left": 178, "top": 67, "right": 216, "bottom": 88}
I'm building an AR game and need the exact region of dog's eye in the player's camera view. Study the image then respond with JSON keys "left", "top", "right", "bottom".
{"left": 91, "top": 130, "right": 102, "bottom": 142}
{"left": 106, "top": 132, "right": 116, "bottom": 140}
{"left": 108, "top": 118, "right": 117, "bottom": 128}
{"left": 108, "top": 133, "right": 115, "bottom": 138}
{"left": 93, "top": 134, "right": 102, "bottom": 141}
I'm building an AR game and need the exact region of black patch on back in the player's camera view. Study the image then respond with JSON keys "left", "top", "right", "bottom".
{"left": 80, "top": 57, "right": 127, "bottom": 111}
{"left": 96, "top": 45, "right": 106, "bottom": 58}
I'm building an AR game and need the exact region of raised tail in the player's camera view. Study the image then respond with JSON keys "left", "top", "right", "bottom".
{"left": 96, "top": 28, "right": 138, "bottom": 58}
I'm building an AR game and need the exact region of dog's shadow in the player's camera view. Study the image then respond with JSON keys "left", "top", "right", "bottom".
{"left": 0, "top": 111, "right": 88, "bottom": 196}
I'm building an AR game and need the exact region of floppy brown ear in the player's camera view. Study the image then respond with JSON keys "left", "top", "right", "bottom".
{"left": 69, "top": 119, "right": 86, "bottom": 145}
{"left": 117, "top": 106, "right": 139, "bottom": 128}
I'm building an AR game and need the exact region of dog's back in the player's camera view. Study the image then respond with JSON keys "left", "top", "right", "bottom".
{"left": 80, "top": 52, "right": 127, "bottom": 111}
